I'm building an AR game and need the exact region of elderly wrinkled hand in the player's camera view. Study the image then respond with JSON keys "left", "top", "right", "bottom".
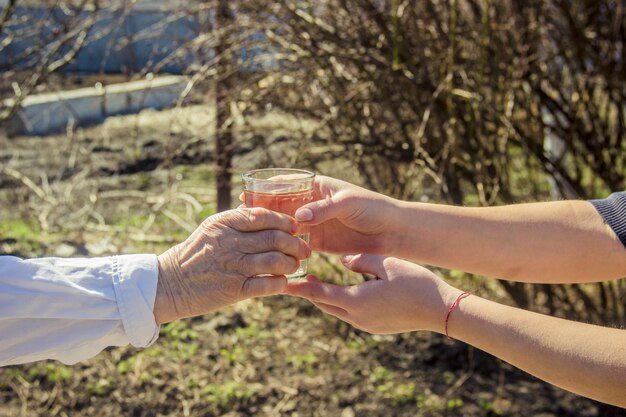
{"left": 154, "top": 207, "right": 311, "bottom": 323}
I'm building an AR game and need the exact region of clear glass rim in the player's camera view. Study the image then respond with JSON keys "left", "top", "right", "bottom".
{"left": 242, "top": 168, "right": 315, "bottom": 183}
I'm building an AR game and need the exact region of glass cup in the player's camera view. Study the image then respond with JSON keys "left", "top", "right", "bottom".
{"left": 242, "top": 168, "right": 315, "bottom": 281}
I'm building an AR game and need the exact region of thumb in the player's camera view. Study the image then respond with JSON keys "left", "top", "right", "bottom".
{"left": 295, "top": 196, "right": 346, "bottom": 225}
{"left": 341, "top": 253, "right": 388, "bottom": 278}
{"left": 241, "top": 275, "right": 288, "bottom": 299}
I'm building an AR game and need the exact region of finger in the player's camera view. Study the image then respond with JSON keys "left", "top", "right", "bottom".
{"left": 238, "top": 192, "right": 244, "bottom": 202}
{"left": 283, "top": 275, "right": 355, "bottom": 309}
{"left": 223, "top": 207, "right": 298, "bottom": 234}
{"left": 311, "top": 301, "right": 352, "bottom": 322}
{"left": 243, "top": 252, "right": 299, "bottom": 276}
{"left": 294, "top": 196, "right": 343, "bottom": 225}
{"left": 241, "top": 275, "right": 288, "bottom": 299}
{"left": 241, "top": 230, "right": 311, "bottom": 260}
{"left": 341, "top": 254, "right": 388, "bottom": 279}
{"left": 294, "top": 175, "right": 360, "bottom": 224}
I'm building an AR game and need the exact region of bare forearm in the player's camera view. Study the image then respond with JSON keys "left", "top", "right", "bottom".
{"left": 391, "top": 200, "right": 626, "bottom": 282}
{"left": 447, "top": 295, "right": 626, "bottom": 407}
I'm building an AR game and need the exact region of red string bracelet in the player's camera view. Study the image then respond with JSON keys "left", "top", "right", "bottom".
{"left": 445, "top": 291, "right": 472, "bottom": 340}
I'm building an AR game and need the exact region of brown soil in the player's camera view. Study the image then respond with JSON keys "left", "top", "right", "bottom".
{"left": 0, "top": 107, "right": 623, "bottom": 417}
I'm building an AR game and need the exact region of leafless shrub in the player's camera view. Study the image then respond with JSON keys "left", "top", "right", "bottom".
{"left": 1, "top": 0, "right": 624, "bottom": 324}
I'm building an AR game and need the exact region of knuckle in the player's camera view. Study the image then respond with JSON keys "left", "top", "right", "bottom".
{"left": 211, "top": 209, "right": 232, "bottom": 223}
{"left": 239, "top": 254, "right": 255, "bottom": 276}
{"left": 265, "top": 230, "right": 278, "bottom": 248}
{"left": 249, "top": 206, "right": 268, "bottom": 219}
{"left": 200, "top": 215, "right": 218, "bottom": 231}
{"left": 259, "top": 253, "right": 282, "bottom": 272}
{"left": 198, "top": 219, "right": 221, "bottom": 238}
{"left": 258, "top": 254, "right": 273, "bottom": 271}
{"left": 271, "top": 253, "right": 295, "bottom": 273}
{"left": 203, "top": 210, "right": 237, "bottom": 231}
{"left": 248, "top": 207, "right": 275, "bottom": 228}
{"left": 245, "top": 207, "right": 258, "bottom": 224}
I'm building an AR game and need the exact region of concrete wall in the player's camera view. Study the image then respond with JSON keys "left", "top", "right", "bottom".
{"left": 0, "top": 1, "right": 272, "bottom": 135}
{"left": 5, "top": 76, "right": 188, "bottom": 135}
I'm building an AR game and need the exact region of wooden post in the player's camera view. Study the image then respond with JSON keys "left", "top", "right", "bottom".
{"left": 215, "top": 0, "right": 235, "bottom": 212}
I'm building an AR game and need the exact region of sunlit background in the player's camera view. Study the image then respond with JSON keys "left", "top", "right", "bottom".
{"left": 0, "top": 1, "right": 624, "bottom": 416}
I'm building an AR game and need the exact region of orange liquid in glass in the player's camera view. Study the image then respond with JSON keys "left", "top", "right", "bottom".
{"left": 243, "top": 189, "right": 313, "bottom": 218}
{"left": 243, "top": 189, "right": 313, "bottom": 278}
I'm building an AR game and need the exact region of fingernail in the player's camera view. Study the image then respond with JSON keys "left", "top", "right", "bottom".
{"left": 295, "top": 208, "right": 313, "bottom": 221}
{"left": 341, "top": 255, "right": 354, "bottom": 264}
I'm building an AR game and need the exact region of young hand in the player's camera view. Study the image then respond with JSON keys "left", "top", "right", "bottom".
{"left": 294, "top": 176, "right": 403, "bottom": 256}
{"left": 284, "top": 254, "right": 461, "bottom": 334}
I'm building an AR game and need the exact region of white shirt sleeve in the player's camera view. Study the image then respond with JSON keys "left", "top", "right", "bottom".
{"left": 0, "top": 254, "right": 160, "bottom": 366}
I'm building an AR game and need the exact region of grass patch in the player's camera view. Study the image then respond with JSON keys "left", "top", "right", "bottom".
{"left": 161, "top": 320, "right": 199, "bottom": 342}
{"left": 287, "top": 352, "right": 317, "bottom": 369}
{"left": 235, "top": 321, "right": 271, "bottom": 341}
{"left": 287, "top": 352, "right": 318, "bottom": 376}
{"left": 378, "top": 382, "right": 417, "bottom": 406}
{"left": 0, "top": 219, "right": 40, "bottom": 239}
{"left": 219, "top": 346, "right": 247, "bottom": 365}
{"left": 202, "top": 380, "right": 256, "bottom": 409}
{"left": 87, "top": 378, "right": 115, "bottom": 396}
{"left": 27, "top": 363, "right": 72, "bottom": 384}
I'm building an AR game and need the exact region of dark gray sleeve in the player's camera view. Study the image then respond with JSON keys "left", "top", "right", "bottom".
{"left": 590, "top": 191, "right": 626, "bottom": 249}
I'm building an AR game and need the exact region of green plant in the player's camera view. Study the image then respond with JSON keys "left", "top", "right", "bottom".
{"left": 377, "top": 382, "right": 416, "bottom": 406}
{"left": 171, "top": 341, "right": 200, "bottom": 361}
{"left": 447, "top": 398, "right": 464, "bottom": 410}
{"left": 369, "top": 366, "right": 392, "bottom": 384}
{"left": 287, "top": 352, "right": 318, "bottom": 376}
{"left": 442, "top": 371, "right": 455, "bottom": 386}
{"left": 187, "top": 378, "right": 200, "bottom": 390}
{"left": 478, "top": 393, "right": 503, "bottom": 416}
{"left": 219, "top": 346, "right": 247, "bottom": 365}
{"left": 202, "top": 380, "right": 256, "bottom": 409}
{"left": 235, "top": 322, "right": 270, "bottom": 340}
{"left": 287, "top": 352, "right": 317, "bottom": 369}
{"left": 116, "top": 356, "right": 137, "bottom": 375}
{"left": 27, "top": 363, "right": 71, "bottom": 383}
{"left": 0, "top": 219, "right": 39, "bottom": 239}
{"left": 346, "top": 338, "right": 365, "bottom": 353}
{"left": 416, "top": 393, "right": 446, "bottom": 412}
{"left": 3, "top": 368, "right": 26, "bottom": 381}
{"left": 161, "top": 320, "right": 199, "bottom": 342}
{"left": 139, "top": 371, "right": 152, "bottom": 384}
{"left": 87, "top": 378, "right": 114, "bottom": 396}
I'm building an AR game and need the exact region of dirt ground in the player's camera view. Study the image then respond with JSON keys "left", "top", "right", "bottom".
{"left": 0, "top": 106, "right": 624, "bottom": 417}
